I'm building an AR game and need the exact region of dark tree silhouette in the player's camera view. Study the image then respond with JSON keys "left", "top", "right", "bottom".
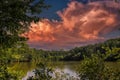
{"left": 0, "top": 0, "right": 50, "bottom": 48}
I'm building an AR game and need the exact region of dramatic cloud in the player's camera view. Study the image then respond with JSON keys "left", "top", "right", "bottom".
{"left": 24, "top": 1, "right": 120, "bottom": 50}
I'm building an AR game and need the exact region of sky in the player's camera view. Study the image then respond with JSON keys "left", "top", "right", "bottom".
{"left": 38, "top": 0, "right": 89, "bottom": 20}
{"left": 24, "top": 0, "right": 120, "bottom": 50}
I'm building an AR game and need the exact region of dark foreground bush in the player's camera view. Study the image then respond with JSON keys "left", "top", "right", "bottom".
{"left": 79, "top": 55, "right": 120, "bottom": 80}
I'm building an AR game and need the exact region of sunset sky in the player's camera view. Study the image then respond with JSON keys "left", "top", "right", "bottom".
{"left": 25, "top": 0, "right": 120, "bottom": 50}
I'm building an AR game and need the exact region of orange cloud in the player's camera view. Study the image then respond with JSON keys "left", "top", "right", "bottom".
{"left": 24, "top": 1, "right": 120, "bottom": 50}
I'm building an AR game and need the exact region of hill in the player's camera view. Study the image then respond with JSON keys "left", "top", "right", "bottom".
{"left": 62, "top": 38, "right": 120, "bottom": 61}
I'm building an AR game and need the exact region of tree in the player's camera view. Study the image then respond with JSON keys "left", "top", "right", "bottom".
{"left": 27, "top": 63, "right": 52, "bottom": 80}
{"left": 0, "top": 0, "right": 50, "bottom": 79}
{"left": 0, "top": 0, "right": 50, "bottom": 48}
{"left": 79, "top": 55, "right": 120, "bottom": 80}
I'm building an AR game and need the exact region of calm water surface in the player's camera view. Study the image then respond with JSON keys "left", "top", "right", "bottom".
{"left": 8, "top": 61, "right": 120, "bottom": 80}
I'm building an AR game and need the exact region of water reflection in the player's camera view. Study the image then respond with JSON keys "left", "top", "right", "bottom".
{"left": 22, "top": 71, "right": 35, "bottom": 80}
{"left": 52, "top": 68, "right": 80, "bottom": 80}
{"left": 8, "top": 61, "right": 120, "bottom": 80}
{"left": 22, "top": 67, "right": 80, "bottom": 80}
{"left": 20, "top": 62, "right": 81, "bottom": 80}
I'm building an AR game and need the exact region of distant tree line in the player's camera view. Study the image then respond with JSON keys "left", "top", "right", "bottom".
{"left": 62, "top": 38, "right": 120, "bottom": 61}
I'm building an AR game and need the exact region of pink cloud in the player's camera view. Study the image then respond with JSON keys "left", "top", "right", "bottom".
{"left": 24, "top": 1, "right": 120, "bottom": 50}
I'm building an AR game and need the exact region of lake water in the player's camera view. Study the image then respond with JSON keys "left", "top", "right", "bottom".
{"left": 8, "top": 61, "right": 120, "bottom": 80}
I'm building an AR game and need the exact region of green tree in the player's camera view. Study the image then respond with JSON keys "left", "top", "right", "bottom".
{"left": 0, "top": 0, "right": 50, "bottom": 79}
{"left": 0, "top": 60, "right": 18, "bottom": 80}
{"left": 79, "top": 55, "right": 120, "bottom": 80}
{"left": 27, "top": 63, "right": 52, "bottom": 80}
{"left": 0, "top": 0, "right": 50, "bottom": 48}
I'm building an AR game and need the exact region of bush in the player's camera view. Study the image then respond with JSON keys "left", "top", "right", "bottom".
{"left": 79, "top": 55, "right": 120, "bottom": 80}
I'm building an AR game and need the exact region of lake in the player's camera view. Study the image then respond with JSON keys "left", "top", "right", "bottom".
{"left": 8, "top": 61, "right": 120, "bottom": 80}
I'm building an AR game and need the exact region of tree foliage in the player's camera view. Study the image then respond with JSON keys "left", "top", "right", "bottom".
{"left": 0, "top": 0, "right": 50, "bottom": 79}
{"left": 0, "top": 0, "right": 50, "bottom": 48}
{"left": 27, "top": 63, "right": 52, "bottom": 80}
{"left": 63, "top": 38, "right": 120, "bottom": 61}
{"left": 80, "top": 55, "right": 120, "bottom": 80}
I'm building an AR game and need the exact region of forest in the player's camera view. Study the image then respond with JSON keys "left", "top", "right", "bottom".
{"left": 0, "top": 37, "right": 120, "bottom": 80}
{"left": 1, "top": 37, "right": 120, "bottom": 63}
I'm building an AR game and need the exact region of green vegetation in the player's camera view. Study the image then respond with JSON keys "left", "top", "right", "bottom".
{"left": 5, "top": 60, "right": 120, "bottom": 80}
{"left": 0, "top": 0, "right": 50, "bottom": 48}
{"left": 0, "top": 0, "right": 120, "bottom": 79}
{"left": 80, "top": 55, "right": 120, "bottom": 80}
{"left": 0, "top": 37, "right": 120, "bottom": 79}
{"left": 1, "top": 38, "right": 120, "bottom": 79}
{"left": 1, "top": 38, "right": 119, "bottom": 63}
{"left": 63, "top": 38, "right": 120, "bottom": 61}
{"left": 0, "top": 0, "right": 50, "bottom": 79}
{"left": 27, "top": 63, "right": 52, "bottom": 80}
